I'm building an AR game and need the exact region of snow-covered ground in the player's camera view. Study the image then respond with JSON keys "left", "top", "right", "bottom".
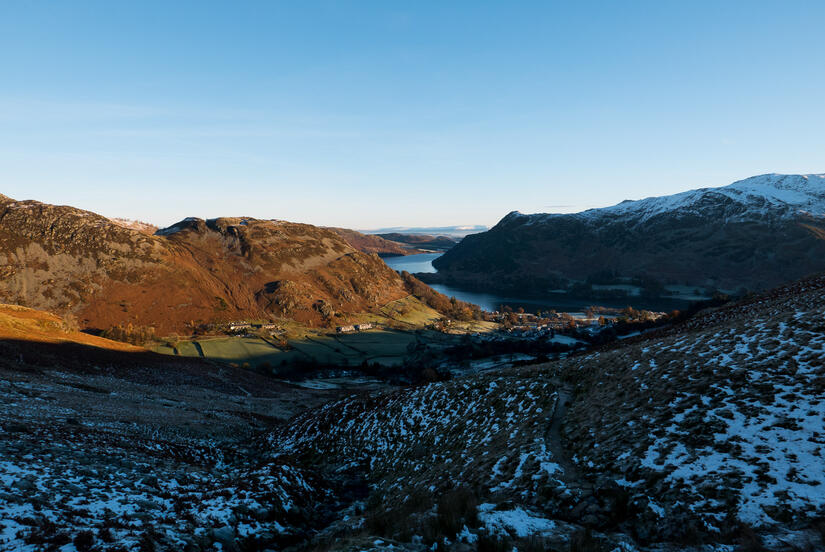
{"left": 272, "top": 375, "right": 563, "bottom": 500}
{"left": 0, "top": 364, "right": 340, "bottom": 551}
{"left": 559, "top": 273, "right": 825, "bottom": 541}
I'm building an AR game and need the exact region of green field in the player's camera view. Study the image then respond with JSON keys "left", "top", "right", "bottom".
{"left": 374, "top": 296, "right": 441, "bottom": 327}
{"left": 153, "top": 328, "right": 440, "bottom": 368}
{"left": 151, "top": 294, "right": 493, "bottom": 369}
{"left": 154, "top": 336, "right": 290, "bottom": 366}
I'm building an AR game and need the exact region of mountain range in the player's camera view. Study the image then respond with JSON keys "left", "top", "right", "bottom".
{"left": 433, "top": 174, "right": 825, "bottom": 295}
{"left": 0, "top": 194, "right": 421, "bottom": 334}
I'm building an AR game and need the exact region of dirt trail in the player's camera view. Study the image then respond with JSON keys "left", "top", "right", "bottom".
{"left": 546, "top": 385, "right": 593, "bottom": 491}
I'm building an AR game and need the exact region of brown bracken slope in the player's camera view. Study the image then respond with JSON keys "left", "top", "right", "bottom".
{"left": 0, "top": 194, "right": 408, "bottom": 334}
{"left": 0, "top": 303, "right": 142, "bottom": 352}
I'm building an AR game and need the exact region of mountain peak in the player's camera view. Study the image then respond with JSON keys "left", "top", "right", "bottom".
{"left": 434, "top": 173, "right": 825, "bottom": 293}
{"left": 583, "top": 173, "right": 825, "bottom": 223}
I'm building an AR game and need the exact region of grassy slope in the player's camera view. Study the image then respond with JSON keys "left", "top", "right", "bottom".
{"left": 0, "top": 303, "right": 143, "bottom": 352}
{"left": 0, "top": 316, "right": 356, "bottom": 552}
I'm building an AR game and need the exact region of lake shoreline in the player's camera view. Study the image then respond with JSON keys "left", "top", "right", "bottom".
{"left": 383, "top": 252, "right": 704, "bottom": 314}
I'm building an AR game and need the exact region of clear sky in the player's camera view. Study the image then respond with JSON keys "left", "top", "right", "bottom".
{"left": 1, "top": 1, "right": 823, "bottom": 229}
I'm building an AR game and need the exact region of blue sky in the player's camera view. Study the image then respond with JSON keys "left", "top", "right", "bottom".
{"left": 1, "top": 1, "right": 823, "bottom": 229}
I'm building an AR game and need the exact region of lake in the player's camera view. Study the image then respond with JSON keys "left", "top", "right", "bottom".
{"left": 382, "top": 253, "right": 695, "bottom": 313}
{"left": 380, "top": 252, "right": 440, "bottom": 273}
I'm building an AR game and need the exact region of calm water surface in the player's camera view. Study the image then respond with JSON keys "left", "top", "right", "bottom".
{"left": 381, "top": 252, "right": 440, "bottom": 274}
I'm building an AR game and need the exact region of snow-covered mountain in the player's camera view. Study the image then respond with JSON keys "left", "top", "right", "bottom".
{"left": 434, "top": 174, "right": 825, "bottom": 294}
{"left": 508, "top": 173, "right": 825, "bottom": 226}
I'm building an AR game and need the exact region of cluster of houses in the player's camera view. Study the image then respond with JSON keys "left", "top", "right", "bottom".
{"left": 225, "top": 321, "right": 281, "bottom": 334}
{"left": 491, "top": 311, "right": 577, "bottom": 331}
{"left": 490, "top": 309, "right": 623, "bottom": 334}
{"left": 335, "top": 322, "right": 374, "bottom": 334}
{"left": 216, "top": 320, "right": 376, "bottom": 336}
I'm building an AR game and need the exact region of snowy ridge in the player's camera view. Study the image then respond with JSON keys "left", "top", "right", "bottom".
{"left": 271, "top": 375, "right": 563, "bottom": 499}
{"left": 557, "top": 272, "right": 825, "bottom": 539}
{"left": 506, "top": 173, "right": 825, "bottom": 226}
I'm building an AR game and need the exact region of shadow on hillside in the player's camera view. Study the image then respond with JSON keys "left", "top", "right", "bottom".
{"left": 0, "top": 338, "right": 286, "bottom": 395}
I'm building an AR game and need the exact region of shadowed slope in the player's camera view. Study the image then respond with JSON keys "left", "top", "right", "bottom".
{"left": 435, "top": 174, "right": 825, "bottom": 293}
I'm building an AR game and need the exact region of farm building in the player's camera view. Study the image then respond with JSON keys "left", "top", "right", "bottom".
{"left": 354, "top": 323, "right": 373, "bottom": 331}
{"left": 336, "top": 325, "right": 356, "bottom": 333}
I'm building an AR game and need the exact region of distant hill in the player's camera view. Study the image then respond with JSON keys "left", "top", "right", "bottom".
{"left": 363, "top": 224, "right": 488, "bottom": 239}
{"left": 329, "top": 228, "right": 458, "bottom": 256}
{"left": 375, "top": 232, "right": 456, "bottom": 251}
{"left": 326, "top": 227, "right": 415, "bottom": 256}
{"left": 434, "top": 173, "right": 825, "bottom": 294}
{"left": 0, "top": 194, "right": 419, "bottom": 334}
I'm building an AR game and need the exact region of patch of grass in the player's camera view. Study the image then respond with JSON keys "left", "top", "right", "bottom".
{"left": 435, "top": 486, "right": 479, "bottom": 537}
{"left": 155, "top": 328, "right": 431, "bottom": 369}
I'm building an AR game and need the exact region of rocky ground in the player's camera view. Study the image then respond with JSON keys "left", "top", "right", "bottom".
{"left": 550, "top": 274, "right": 825, "bottom": 549}
{"left": 0, "top": 345, "right": 371, "bottom": 552}
{"left": 2, "top": 275, "right": 825, "bottom": 551}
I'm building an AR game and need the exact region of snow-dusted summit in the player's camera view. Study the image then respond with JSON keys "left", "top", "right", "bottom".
{"left": 506, "top": 173, "right": 825, "bottom": 226}
{"left": 596, "top": 173, "right": 825, "bottom": 221}
{"left": 434, "top": 173, "right": 825, "bottom": 293}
